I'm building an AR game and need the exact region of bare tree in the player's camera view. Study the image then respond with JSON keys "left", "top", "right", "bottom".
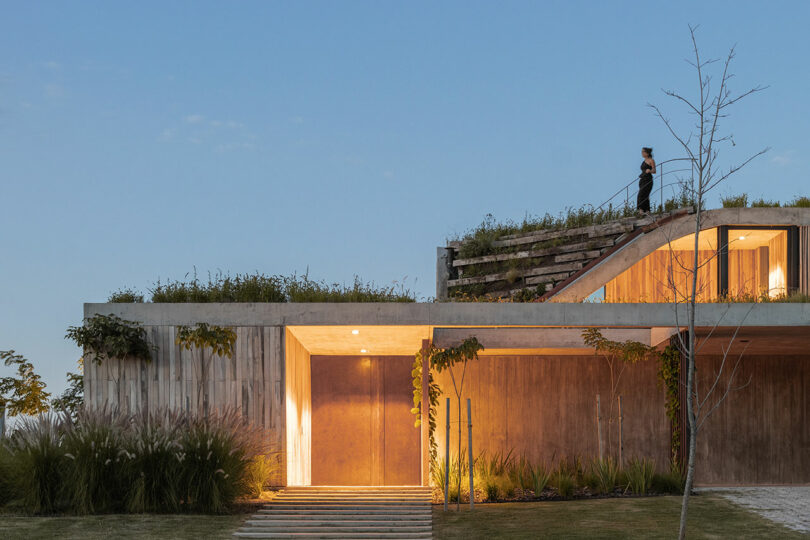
{"left": 649, "top": 25, "right": 768, "bottom": 539}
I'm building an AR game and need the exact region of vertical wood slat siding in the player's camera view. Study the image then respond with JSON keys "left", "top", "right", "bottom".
{"left": 800, "top": 226, "right": 810, "bottom": 294}
{"left": 84, "top": 325, "right": 285, "bottom": 486}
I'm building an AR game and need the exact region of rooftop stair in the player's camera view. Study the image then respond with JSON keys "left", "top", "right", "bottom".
{"left": 445, "top": 208, "right": 692, "bottom": 300}
{"left": 233, "top": 486, "right": 433, "bottom": 539}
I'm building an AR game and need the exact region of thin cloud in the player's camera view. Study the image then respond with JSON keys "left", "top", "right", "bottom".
{"left": 185, "top": 114, "right": 205, "bottom": 124}
{"left": 771, "top": 151, "right": 795, "bottom": 166}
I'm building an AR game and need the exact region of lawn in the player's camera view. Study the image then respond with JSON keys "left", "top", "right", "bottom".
{"left": 0, "top": 513, "right": 250, "bottom": 540}
{"left": 433, "top": 494, "right": 802, "bottom": 539}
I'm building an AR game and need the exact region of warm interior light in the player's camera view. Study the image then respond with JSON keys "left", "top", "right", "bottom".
{"left": 738, "top": 236, "right": 746, "bottom": 240}
{"left": 351, "top": 329, "right": 360, "bottom": 335}
{"left": 360, "top": 349, "right": 368, "bottom": 353}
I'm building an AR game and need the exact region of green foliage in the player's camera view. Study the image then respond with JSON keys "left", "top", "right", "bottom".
{"left": 721, "top": 193, "right": 749, "bottom": 208}
{"left": 66, "top": 315, "right": 155, "bottom": 365}
{"left": 145, "top": 271, "right": 416, "bottom": 303}
{"left": 787, "top": 196, "right": 810, "bottom": 208}
{"left": 108, "top": 288, "right": 144, "bottom": 303}
{"left": 411, "top": 350, "right": 440, "bottom": 462}
{"left": 4, "top": 415, "right": 63, "bottom": 514}
{"left": 750, "top": 198, "right": 780, "bottom": 208}
{"left": 0, "top": 409, "right": 270, "bottom": 515}
{"left": 552, "top": 468, "right": 575, "bottom": 499}
{"left": 581, "top": 328, "right": 655, "bottom": 364}
{"left": 51, "top": 361, "right": 84, "bottom": 420}
{"left": 242, "top": 454, "right": 278, "bottom": 498}
{"left": 175, "top": 324, "right": 237, "bottom": 359}
{"left": 0, "top": 350, "right": 51, "bottom": 417}
{"left": 61, "top": 410, "right": 126, "bottom": 514}
{"left": 529, "top": 462, "right": 552, "bottom": 496}
{"left": 590, "top": 457, "right": 619, "bottom": 495}
{"left": 624, "top": 458, "right": 656, "bottom": 495}
{"left": 651, "top": 461, "right": 686, "bottom": 495}
{"left": 429, "top": 337, "right": 484, "bottom": 375}
{"left": 658, "top": 345, "right": 681, "bottom": 462}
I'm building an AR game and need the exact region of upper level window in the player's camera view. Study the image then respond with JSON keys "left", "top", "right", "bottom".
{"left": 727, "top": 229, "right": 787, "bottom": 298}
{"left": 604, "top": 226, "right": 798, "bottom": 303}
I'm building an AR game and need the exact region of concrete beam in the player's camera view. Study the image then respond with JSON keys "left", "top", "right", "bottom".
{"left": 433, "top": 327, "right": 660, "bottom": 349}
{"left": 84, "top": 302, "right": 810, "bottom": 328}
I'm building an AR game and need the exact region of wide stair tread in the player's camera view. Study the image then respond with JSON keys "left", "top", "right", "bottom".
{"left": 234, "top": 487, "right": 432, "bottom": 539}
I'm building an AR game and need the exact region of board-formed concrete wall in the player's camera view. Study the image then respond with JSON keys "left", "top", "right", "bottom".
{"left": 83, "top": 324, "right": 286, "bottom": 486}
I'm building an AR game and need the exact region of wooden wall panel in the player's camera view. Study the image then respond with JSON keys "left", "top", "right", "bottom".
{"left": 801, "top": 226, "right": 810, "bottom": 294}
{"left": 284, "top": 328, "right": 311, "bottom": 486}
{"left": 693, "top": 354, "right": 810, "bottom": 485}
{"left": 433, "top": 355, "right": 670, "bottom": 470}
{"left": 84, "top": 325, "right": 285, "bottom": 486}
{"left": 768, "top": 230, "right": 788, "bottom": 296}
{"left": 605, "top": 250, "right": 717, "bottom": 302}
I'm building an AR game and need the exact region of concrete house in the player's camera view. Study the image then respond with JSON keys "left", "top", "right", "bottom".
{"left": 83, "top": 208, "right": 810, "bottom": 487}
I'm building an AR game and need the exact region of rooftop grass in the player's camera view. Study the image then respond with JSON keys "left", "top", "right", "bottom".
{"left": 109, "top": 272, "right": 417, "bottom": 303}
{"left": 432, "top": 494, "right": 803, "bottom": 539}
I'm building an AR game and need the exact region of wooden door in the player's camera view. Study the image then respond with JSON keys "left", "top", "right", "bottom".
{"left": 310, "top": 356, "right": 420, "bottom": 485}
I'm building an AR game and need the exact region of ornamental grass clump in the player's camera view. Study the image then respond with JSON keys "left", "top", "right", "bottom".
{"left": 123, "top": 411, "right": 183, "bottom": 513}
{"left": 625, "top": 458, "right": 656, "bottom": 495}
{"left": 179, "top": 411, "right": 263, "bottom": 513}
{"left": 61, "top": 409, "right": 127, "bottom": 514}
{"left": 5, "top": 414, "right": 64, "bottom": 514}
{"left": 589, "top": 457, "right": 619, "bottom": 495}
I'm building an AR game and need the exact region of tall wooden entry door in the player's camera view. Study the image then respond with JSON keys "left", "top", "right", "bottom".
{"left": 310, "top": 356, "right": 420, "bottom": 485}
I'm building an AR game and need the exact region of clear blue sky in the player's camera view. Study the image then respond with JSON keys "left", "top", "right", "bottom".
{"left": 1, "top": 1, "right": 808, "bottom": 397}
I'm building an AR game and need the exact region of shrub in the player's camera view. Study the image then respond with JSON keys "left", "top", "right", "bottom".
{"left": 529, "top": 463, "right": 551, "bottom": 497}
{"left": 721, "top": 193, "right": 749, "bottom": 208}
{"left": 0, "top": 441, "right": 16, "bottom": 506}
{"left": 108, "top": 288, "right": 144, "bottom": 303}
{"left": 179, "top": 412, "right": 262, "bottom": 513}
{"left": 123, "top": 411, "right": 183, "bottom": 513}
{"left": 5, "top": 415, "right": 64, "bottom": 514}
{"left": 625, "top": 458, "right": 656, "bottom": 495}
{"left": 750, "top": 198, "right": 780, "bottom": 208}
{"left": 243, "top": 454, "right": 278, "bottom": 498}
{"left": 590, "top": 457, "right": 619, "bottom": 495}
{"left": 61, "top": 410, "right": 127, "bottom": 514}
{"left": 507, "top": 456, "right": 534, "bottom": 491}
{"left": 652, "top": 460, "right": 685, "bottom": 495}
{"left": 552, "top": 469, "right": 575, "bottom": 499}
{"left": 787, "top": 196, "right": 810, "bottom": 208}
{"left": 484, "top": 479, "right": 500, "bottom": 501}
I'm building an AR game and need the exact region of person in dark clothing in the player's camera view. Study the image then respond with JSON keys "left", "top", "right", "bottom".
{"left": 637, "top": 147, "right": 656, "bottom": 214}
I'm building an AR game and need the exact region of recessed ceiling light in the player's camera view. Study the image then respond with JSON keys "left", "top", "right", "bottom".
{"left": 360, "top": 349, "right": 368, "bottom": 353}
{"left": 739, "top": 236, "right": 746, "bottom": 240}
{"left": 352, "top": 329, "right": 360, "bottom": 335}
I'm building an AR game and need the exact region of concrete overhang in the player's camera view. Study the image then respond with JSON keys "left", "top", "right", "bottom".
{"left": 85, "top": 302, "right": 810, "bottom": 329}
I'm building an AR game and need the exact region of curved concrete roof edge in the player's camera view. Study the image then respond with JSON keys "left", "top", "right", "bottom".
{"left": 550, "top": 207, "right": 810, "bottom": 302}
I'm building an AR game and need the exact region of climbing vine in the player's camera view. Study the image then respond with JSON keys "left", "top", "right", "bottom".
{"left": 658, "top": 345, "right": 682, "bottom": 464}
{"left": 66, "top": 314, "right": 155, "bottom": 364}
{"left": 411, "top": 337, "right": 484, "bottom": 469}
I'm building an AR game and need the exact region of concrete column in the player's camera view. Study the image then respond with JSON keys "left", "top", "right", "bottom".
{"left": 436, "top": 247, "right": 454, "bottom": 301}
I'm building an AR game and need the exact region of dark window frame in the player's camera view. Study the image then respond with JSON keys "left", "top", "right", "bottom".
{"left": 716, "top": 225, "right": 799, "bottom": 297}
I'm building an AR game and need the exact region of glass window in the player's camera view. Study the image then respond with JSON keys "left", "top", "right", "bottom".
{"left": 727, "top": 229, "right": 788, "bottom": 298}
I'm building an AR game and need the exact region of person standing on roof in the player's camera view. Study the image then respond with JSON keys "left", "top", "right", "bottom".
{"left": 637, "top": 147, "right": 656, "bottom": 214}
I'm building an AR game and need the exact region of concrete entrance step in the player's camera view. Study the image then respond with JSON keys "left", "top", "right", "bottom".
{"left": 234, "top": 487, "right": 432, "bottom": 539}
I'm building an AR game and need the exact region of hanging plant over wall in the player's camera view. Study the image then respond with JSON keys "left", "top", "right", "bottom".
{"left": 175, "top": 323, "right": 237, "bottom": 416}
{"left": 66, "top": 314, "right": 155, "bottom": 364}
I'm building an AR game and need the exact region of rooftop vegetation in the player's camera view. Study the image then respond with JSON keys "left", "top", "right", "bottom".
{"left": 108, "top": 271, "right": 417, "bottom": 303}
{"left": 720, "top": 193, "right": 810, "bottom": 208}
{"left": 451, "top": 187, "right": 698, "bottom": 260}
